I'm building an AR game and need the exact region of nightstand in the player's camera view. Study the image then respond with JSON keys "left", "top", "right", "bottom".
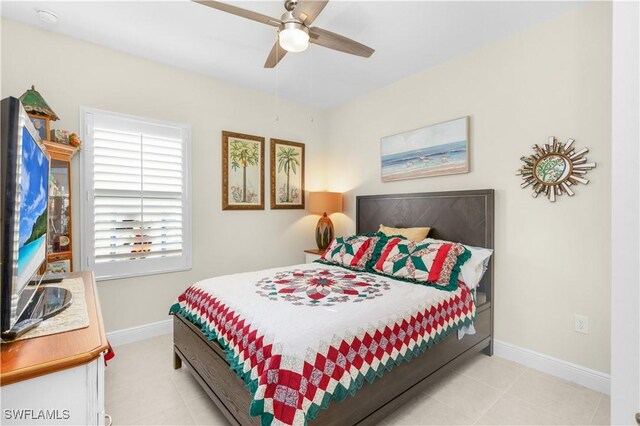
{"left": 304, "top": 249, "right": 324, "bottom": 263}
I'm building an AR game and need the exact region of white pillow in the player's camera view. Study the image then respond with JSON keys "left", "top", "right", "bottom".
{"left": 425, "top": 238, "right": 493, "bottom": 289}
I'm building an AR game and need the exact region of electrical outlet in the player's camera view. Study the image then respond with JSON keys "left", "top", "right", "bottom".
{"left": 574, "top": 315, "right": 589, "bottom": 334}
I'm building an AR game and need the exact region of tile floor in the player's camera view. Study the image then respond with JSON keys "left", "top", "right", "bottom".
{"left": 106, "top": 335, "right": 610, "bottom": 425}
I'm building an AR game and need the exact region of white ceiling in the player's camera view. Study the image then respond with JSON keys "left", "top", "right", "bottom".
{"left": 1, "top": 1, "right": 586, "bottom": 109}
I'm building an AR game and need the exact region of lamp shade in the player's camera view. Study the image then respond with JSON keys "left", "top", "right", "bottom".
{"left": 308, "top": 192, "right": 342, "bottom": 215}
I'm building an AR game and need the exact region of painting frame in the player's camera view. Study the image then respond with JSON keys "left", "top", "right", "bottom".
{"left": 222, "top": 130, "right": 265, "bottom": 210}
{"left": 380, "top": 116, "right": 470, "bottom": 182}
{"left": 27, "top": 114, "right": 50, "bottom": 142}
{"left": 270, "top": 138, "right": 305, "bottom": 210}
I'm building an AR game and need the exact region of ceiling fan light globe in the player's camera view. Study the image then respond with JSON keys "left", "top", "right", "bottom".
{"left": 279, "top": 23, "right": 309, "bottom": 53}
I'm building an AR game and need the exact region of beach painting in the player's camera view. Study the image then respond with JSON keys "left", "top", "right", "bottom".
{"left": 381, "top": 116, "right": 469, "bottom": 182}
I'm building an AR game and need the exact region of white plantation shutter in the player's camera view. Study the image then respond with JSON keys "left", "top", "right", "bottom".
{"left": 81, "top": 109, "right": 191, "bottom": 280}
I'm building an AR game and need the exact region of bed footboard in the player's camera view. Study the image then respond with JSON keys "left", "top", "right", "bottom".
{"left": 172, "top": 303, "right": 491, "bottom": 426}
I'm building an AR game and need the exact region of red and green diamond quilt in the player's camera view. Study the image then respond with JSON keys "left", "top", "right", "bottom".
{"left": 170, "top": 263, "right": 476, "bottom": 426}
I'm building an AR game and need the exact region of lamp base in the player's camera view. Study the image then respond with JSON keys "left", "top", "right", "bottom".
{"left": 315, "top": 213, "right": 334, "bottom": 250}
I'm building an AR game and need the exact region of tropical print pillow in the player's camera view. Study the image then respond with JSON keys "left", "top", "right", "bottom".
{"left": 319, "top": 234, "right": 380, "bottom": 271}
{"left": 371, "top": 237, "right": 470, "bottom": 290}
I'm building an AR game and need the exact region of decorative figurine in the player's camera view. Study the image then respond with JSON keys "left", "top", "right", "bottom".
{"left": 69, "top": 133, "right": 81, "bottom": 148}
{"left": 19, "top": 85, "right": 59, "bottom": 142}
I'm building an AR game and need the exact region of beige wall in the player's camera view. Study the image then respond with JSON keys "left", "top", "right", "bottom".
{"left": 1, "top": 3, "right": 612, "bottom": 373}
{"left": 1, "top": 19, "right": 328, "bottom": 332}
{"left": 325, "top": 3, "right": 611, "bottom": 373}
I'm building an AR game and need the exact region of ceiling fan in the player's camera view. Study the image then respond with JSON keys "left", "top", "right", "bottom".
{"left": 193, "top": 0, "right": 375, "bottom": 68}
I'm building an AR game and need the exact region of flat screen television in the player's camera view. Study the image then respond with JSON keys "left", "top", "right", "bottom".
{"left": 1, "top": 96, "right": 51, "bottom": 335}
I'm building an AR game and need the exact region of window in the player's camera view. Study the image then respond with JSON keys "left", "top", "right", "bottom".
{"left": 80, "top": 108, "right": 191, "bottom": 280}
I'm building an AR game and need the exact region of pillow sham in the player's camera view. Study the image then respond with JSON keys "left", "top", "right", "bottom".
{"left": 425, "top": 238, "right": 493, "bottom": 289}
{"left": 372, "top": 237, "right": 470, "bottom": 290}
{"left": 378, "top": 224, "right": 430, "bottom": 242}
{"left": 319, "top": 234, "right": 380, "bottom": 271}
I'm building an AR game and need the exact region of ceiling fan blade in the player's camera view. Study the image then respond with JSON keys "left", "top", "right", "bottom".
{"left": 192, "top": 0, "right": 281, "bottom": 27}
{"left": 309, "top": 27, "right": 374, "bottom": 58}
{"left": 264, "top": 41, "right": 287, "bottom": 68}
{"left": 292, "top": 0, "right": 329, "bottom": 26}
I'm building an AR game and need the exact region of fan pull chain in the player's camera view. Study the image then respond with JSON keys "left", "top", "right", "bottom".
{"left": 309, "top": 46, "right": 314, "bottom": 123}
{"left": 275, "top": 39, "right": 280, "bottom": 123}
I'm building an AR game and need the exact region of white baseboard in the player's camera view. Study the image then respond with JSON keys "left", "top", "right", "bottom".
{"left": 106, "top": 318, "right": 172, "bottom": 347}
{"left": 494, "top": 339, "right": 610, "bottom": 395}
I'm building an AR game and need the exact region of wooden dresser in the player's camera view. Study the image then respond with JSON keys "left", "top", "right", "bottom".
{"left": 1, "top": 271, "right": 109, "bottom": 425}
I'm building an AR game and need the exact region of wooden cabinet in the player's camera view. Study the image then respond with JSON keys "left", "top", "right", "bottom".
{"left": 43, "top": 141, "right": 78, "bottom": 274}
{"left": 0, "top": 271, "right": 109, "bottom": 425}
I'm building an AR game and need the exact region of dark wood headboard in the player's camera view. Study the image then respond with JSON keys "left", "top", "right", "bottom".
{"left": 356, "top": 189, "right": 494, "bottom": 304}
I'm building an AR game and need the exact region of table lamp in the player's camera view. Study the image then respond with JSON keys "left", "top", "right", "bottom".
{"left": 308, "top": 192, "right": 343, "bottom": 250}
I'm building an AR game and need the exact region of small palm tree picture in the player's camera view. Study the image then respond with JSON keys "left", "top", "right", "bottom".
{"left": 277, "top": 147, "right": 300, "bottom": 203}
{"left": 270, "top": 139, "right": 305, "bottom": 209}
{"left": 222, "top": 131, "right": 264, "bottom": 210}
{"left": 230, "top": 139, "right": 260, "bottom": 203}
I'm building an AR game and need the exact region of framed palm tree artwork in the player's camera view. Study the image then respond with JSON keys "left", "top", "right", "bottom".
{"left": 222, "top": 131, "right": 265, "bottom": 210}
{"left": 270, "top": 139, "right": 305, "bottom": 209}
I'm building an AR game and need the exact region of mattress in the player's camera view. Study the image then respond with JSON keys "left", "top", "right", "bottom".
{"left": 170, "top": 262, "right": 476, "bottom": 426}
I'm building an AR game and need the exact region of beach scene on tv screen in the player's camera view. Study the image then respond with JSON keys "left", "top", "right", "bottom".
{"left": 17, "top": 127, "right": 48, "bottom": 289}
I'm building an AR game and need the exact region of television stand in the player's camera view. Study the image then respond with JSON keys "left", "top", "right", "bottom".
{"left": 1, "top": 286, "right": 73, "bottom": 340}
{"left": 1, "top": 271, "right": 108, "bottom": 426}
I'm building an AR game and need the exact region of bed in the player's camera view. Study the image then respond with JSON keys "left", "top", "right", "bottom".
{"left": 171, "top": 189, "right": 494, "bottom": 425}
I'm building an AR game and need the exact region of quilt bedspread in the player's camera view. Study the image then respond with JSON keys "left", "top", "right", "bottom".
{"left": 170, "top": 262, "right": 476, "bottom": 426}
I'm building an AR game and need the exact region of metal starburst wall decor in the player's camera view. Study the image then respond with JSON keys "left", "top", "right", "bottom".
{"left": 517, "top": 137, "right": 596, "bottom": 202}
